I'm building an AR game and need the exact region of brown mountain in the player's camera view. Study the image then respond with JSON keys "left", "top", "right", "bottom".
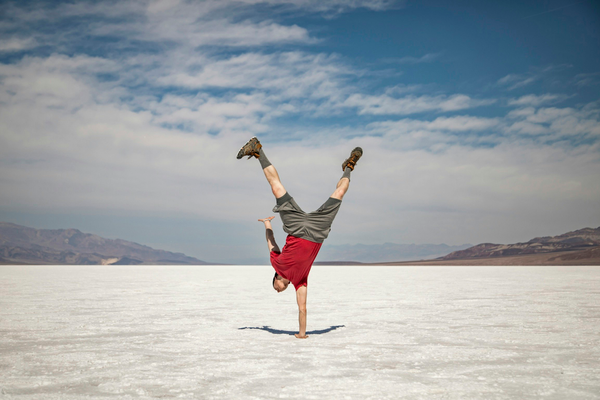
{"left": 0, "top": 222, "right": 210, "bottom": 265}
{"left": 441, "top": 227, "right": 600, "bottom": 261}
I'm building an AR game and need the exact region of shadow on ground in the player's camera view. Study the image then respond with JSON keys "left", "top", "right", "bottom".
{"left": 239, "top": 325, "right": 345, "bottom": 335}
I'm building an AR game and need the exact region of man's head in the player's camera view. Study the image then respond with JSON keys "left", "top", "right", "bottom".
{"left": 272, "top": 273, "right": 290, "bottom": 292}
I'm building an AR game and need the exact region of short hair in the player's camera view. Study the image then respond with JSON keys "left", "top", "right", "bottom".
{"left": 272, "top": 272, "right": 278, "bottom": 287}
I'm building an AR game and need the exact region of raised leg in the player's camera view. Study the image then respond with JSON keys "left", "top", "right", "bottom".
{"left": 262, "top": 164, "right": 287, "bottom": 199}
{"left": 331, "top": 147, "right": 362, "bottom": 200}
{"left": 330, "top": 167, "right": 351, "bottom": 200}
{"left": 237, "top": 137, "right": 287, "bottom": 199}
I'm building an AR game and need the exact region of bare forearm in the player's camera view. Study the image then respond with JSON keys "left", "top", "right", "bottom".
{"left": 259, "top": 217, "right": 280, "bottom": 253}
{"left": 298, "top": 309, "right": 307, "bottom": 336}
{"left": 295, "top": 286, "right": 308, "bottom": 338}
{"left": 265, "top": 228, "right": 280, "bottom": 253}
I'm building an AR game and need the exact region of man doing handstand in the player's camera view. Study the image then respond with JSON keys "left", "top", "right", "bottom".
{"left": 236, "top": 137, "right": 362, "bottom": 339}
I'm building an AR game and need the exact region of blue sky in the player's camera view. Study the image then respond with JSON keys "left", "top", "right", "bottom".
{"left": 1, "top": 0, "right": 599, "bottom": 264}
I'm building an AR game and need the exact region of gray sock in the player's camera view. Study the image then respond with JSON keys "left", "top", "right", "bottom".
{"left": 258, "top": 148, "right": 272, "bottom": 169}
{"left": 342, "top": 167, "right": 352, "bottom": 182}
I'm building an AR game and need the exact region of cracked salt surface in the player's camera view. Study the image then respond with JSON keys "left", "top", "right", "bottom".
{"left": 1, "top": 265, "right": 599, "bottom": 399}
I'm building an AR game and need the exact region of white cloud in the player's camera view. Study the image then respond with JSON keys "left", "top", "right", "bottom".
{"left": 376, "top": 116, "right": 500, "bottom": 133}
{"left": 507, "top": 93, "right": 567, "bottom": 107}
{"left": 323, "top": 135, "right": 600, "bottom": 247}
{"left": 383, "top": 84, "right": 426, "bottom": 95}
{"left": 343, "top": 93, "right": 494, "bottom": 115}
{"left": 7, "top": 0, "right": 399, "bottom": 51}
{"left": 506, "top": 107, "right": 535, "bottom": 119}
{"left": 383, "top": 52, "right": 441, "bottom": 64}
{"left": 1, "top": 50, "right": 599, "bottom": 258}
{"left": 360, "top": 116, "right": 503, "bottom": 152}
{"left": 125, "top": 16, "right": 314, "bottom": 47}
{"left": 574, "top": 72, "right": 600, "bottom": 87}
{"left": 504, "top": 106, "right": 600, "bottom": 140}
{"left": 155, "top": 51, "right": 350, "bottom": 100}
{"left": 0, "top": 51, "right": 346, "bottom": 224}
{"left": 251, "top": 0, "right": 402, "bottom": 13}
{"left": 152, "top": 92, "right": 273, "bottom": 134}
{"left": 498, "top": 73, "right": 538, "bottom": 90}
{"left": 497, "top": 65, "right": 572, "bottom": 91}
{"left": 0, "top": 37, "right": 37, "bottom": 52}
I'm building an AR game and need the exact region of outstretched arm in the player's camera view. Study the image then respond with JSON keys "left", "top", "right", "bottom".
{"left": 258, "top": 217, "right": 280, "bottom": 253}
{"left": 295, "top": 286, "right": 308, "bottom": 339}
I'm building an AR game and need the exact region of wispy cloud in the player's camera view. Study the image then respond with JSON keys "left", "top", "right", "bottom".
{"left": 376, "top": 116, "right": 501, "bottom": 133}
{"left": 574, "top": 72, "right": 600, "bottom": 87}
{"left": 154, "top": 52, "right": 350, "bottom": 97}
{"left": 504, "top": 105, "right": 600, "bottom": 140}
{"left": 507, "top": 93, "right": 569, "bottom": 107}
{"left": 381, "top": 52, "right": 442, "bottom": 64}
{"left": 497, "top": 65, "right": 572, "bottom": 91}
{"left": 344, "top": 93, "right": 495, "bottom": 115}
{"left": 0, "top": 37, "right": 38, "bottom": 52}
{"left": 497, "top": 73, "right": 539, "bottom": 90}
{"left": 2, "top": 0, "right": 402, "bottom": 50}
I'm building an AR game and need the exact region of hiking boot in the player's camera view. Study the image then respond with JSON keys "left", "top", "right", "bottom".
{"left": 342, "top": 147, "right": 363, "bottom": 171}
{"left": 236, "top": 137, "right": 262, "bottom": 159}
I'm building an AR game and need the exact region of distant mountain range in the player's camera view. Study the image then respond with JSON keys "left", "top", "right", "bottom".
{"left": 2, "top": 221, "right": 599, "bottom": 266}
{"left": 316, "top": 242, "right": 472, "bottom": 263}
{"left": 441, "top": 227, "right": 600, "bottom": 261}
{"left": 0, "top": 222, "right": 209, "bottom": 265}
{"left": 316, "top": 226, "right": 600, "bottom": 265}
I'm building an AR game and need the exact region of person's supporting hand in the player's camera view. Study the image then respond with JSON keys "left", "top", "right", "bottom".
{"left": 294, "top": 333, "right": 309, "bottom": 339}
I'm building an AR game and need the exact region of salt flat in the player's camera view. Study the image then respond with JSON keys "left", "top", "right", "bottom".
{"left": 0, "top": 265, "right": 599, "bottom": 399}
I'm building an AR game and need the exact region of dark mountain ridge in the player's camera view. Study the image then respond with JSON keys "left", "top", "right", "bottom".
{"left": 0, "top": 222, "right": 209, "bottom": 265}
{"left": 441, "top": 227, "right": 600, "bottom": 261}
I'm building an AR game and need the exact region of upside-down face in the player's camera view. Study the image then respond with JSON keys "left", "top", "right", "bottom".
{"left": 273, "top": 276, "right": 289, "bottom": 292}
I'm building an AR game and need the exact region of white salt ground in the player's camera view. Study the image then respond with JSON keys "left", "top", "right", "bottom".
{"left": 0, "top": 265, "right": 599, "bottom": 399}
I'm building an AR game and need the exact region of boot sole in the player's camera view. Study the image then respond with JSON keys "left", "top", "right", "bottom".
{"left": 236, "top": 136, "right": 261, "bottom": 159}
{"left": 342, "top": 147, "right": 363, "bottom": 170}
